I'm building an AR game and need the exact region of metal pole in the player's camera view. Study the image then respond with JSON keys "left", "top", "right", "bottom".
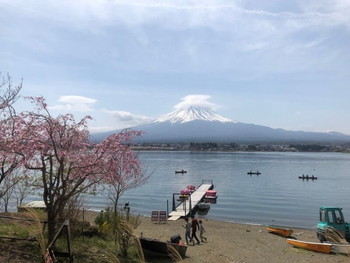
{"left": 189, "top": 195, "right": 192, "bottom": 215}
{"left": 82, "top": 207, "right": 85, "bottom": 242}
{"left": 172, "top": 193, "right": 176, "bottom": 211}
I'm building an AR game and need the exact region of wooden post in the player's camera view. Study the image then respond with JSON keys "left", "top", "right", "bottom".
{"left": 47, "top": 220, "right": 73, "bottom": 263}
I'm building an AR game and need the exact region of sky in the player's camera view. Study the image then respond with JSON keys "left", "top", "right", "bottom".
{"left": 1, "top": 0, "right": 350, "bottom": 135}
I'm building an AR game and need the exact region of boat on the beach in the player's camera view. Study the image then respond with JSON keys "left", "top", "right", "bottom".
{"left": 247, "top": 170, "right": 261, "bottom": 175}
{"left": 175, "top": 170, "right": 187, "bottom": 174}
{"left": 267, "top": 225, "right": 294, "bottom": 237}
{"left": 18, "top": 200, "right": 46, "bottom": 212}
{"left": 287, "top": 239, "right": 332, "bottom": 254}
{"left": 139, "top": 236, "right": 187, "bottom": 258}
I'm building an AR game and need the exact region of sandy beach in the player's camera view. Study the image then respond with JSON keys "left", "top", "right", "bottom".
{"left": 132, "top": 215, "right": 350, "bottom": 263}
{"left": 2, "top": 210, "right": 348, "bottom": 263}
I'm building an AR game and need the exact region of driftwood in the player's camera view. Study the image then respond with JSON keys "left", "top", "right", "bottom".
{"left": 0, "top": 235, "right": 37, "bottom": 241}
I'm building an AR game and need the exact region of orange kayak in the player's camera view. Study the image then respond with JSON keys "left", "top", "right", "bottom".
{"left": 267, "top": 225, "right": 294, "bottom": 237}
{"left": 287, "top": 239, "right": 332, "bottom": 254}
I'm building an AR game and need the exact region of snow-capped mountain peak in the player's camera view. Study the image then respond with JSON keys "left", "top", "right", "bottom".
{"left": 154, "top": 106, "right": 236, "bottom": 124}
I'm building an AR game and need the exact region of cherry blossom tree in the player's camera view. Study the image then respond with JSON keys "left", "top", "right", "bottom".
{"left": 105, "top": 140, "right": 150, "bottom": 214}
{"left": 13, "top": 97, "right": 145, "bottom": 242}
{"left": 0, "top": 73, "right": 23, "bottom": 199}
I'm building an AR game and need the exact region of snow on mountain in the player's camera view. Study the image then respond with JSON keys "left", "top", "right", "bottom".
{"left": 91, "top": 106, "right": 350, "bottom": 144}
{"left": 154, "top": 106, "right": 236, "bottom": 124}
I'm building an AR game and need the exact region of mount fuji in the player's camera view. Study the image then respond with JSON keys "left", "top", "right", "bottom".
{"left": 92, "top": 106, "right": 350, "bottom": 144}
{"left": 155, "top": 106, "right": 235, "bottom": 124}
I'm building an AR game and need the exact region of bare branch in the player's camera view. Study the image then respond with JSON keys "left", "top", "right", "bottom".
{"left": 0, "top": 72, "right": 22, "bottom": 118}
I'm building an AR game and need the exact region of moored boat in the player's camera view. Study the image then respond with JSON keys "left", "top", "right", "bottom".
{"left": 180, "top": 189, "right": 191, "bottom": 195}
{"left": 197, "top": 202, "right": 210, "bottom": 210}
{"left": 186, "top": 185, "right": 196, "bottom": 192}
{"left": 139, "top": 236, "right": 187, "bottom": 258}
{"left": 287, "top": 239, "right": 332, "bottom": 254}
{"left": 205, "top": 190, "right": 218, "bottom": 200}
{"left": 267, "top": 225, "right": 294, "bottom": 237}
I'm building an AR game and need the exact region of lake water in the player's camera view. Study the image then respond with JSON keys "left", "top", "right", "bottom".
{"left": 85, "top": 151, "right": 350, "bottom": 229}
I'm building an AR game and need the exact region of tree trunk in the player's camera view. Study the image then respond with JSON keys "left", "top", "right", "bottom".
{"left": 47, "top": 208, "right": 57, "bottom": 244}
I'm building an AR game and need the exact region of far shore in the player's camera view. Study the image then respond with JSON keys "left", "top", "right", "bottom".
{"left": 131, "top": 143, "right": 350, "bottom": 153}
{"left": 83, "top": 210, "right": 350, "bottom": 263}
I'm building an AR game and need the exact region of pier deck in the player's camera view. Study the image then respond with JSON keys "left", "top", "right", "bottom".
{"left": 168, "top": 183, "right": 213, "bottom": 221}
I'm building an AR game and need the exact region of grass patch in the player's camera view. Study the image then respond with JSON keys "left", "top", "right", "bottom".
{"left": 0, "top": 211, "right": 147, "bottom": 263}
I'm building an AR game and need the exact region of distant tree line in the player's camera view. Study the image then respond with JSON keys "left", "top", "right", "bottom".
{"left": 137, "top": 142, "right": 350, "bottom": 152}
{"left": 289, "top": 144, "right": 328, "bottom": 152}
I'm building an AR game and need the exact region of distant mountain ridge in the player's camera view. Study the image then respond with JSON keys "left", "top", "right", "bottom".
{"left": 91, "top": 106, "right": 350, "bottom": 144}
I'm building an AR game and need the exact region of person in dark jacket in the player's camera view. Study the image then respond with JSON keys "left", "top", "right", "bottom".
{"left": 190, "top": 215, "right": 200, "bottom": 245}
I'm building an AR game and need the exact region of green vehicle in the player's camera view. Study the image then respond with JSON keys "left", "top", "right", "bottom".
{"left": 316, "top": 207, "right": 350, "bottom": 243}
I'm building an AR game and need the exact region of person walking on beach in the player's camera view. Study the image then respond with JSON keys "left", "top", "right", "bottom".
{"left": 199, "top": 219, "right": 207, "bottom": 242}
{"left": 190, "top": 215, "right": 200, "bottom": 245}
{"left": 182, "top": 217, "right": 191, "bottom": 245}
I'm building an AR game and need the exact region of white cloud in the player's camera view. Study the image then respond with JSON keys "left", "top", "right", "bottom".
{"left": 174, "top": 95, "right": 218, "bottom": 111}
{"left": 49, "top": 95, "right": 97, "bottom": 112}
{"left": 58, "top": 95, "right": 96, "bottom": 104}
{"left": 5, "top": 0, "right": 348, "bottom": 30}
{"left": 2, "top": 0, "right": 349, "bottom": 77}
{"left": 102, "top": 109, "right": 153, "bottom": 129}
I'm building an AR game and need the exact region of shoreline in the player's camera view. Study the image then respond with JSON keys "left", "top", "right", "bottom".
{"left": 83, "top": 209, "right": 317, "bottom": 231}
{"left": 83, "top": 211, "right": 349, "bottom": 263}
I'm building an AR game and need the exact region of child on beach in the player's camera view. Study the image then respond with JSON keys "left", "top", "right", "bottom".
{"left": 182, "top": 217, "right": 191, "bottom": 245}
{"left": 199, "top": 220, "right": 207, "bottom": 242}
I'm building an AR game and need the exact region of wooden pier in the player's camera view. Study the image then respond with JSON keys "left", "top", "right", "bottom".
{"left": 168, "top": 180, "right": 214, "bottom": 221}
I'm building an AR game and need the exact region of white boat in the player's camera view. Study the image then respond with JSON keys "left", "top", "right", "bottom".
{"left": 18, "top": 201, "right": 46, "bottom": 212}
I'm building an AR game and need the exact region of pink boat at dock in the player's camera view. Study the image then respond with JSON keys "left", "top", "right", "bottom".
{"left": 180, "top": 189, "right": 191, "bottom": 195}
{"left": 205, "top": 190, "right": 218, "bottom": 200}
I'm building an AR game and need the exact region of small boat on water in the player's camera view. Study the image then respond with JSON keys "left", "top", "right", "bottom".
{"left": 180, "top": 189, "right": 191, "bottom": 195}
{"left": 247, "top": 170, "right": 261, "bottom": 175}
{"left": 205, "top": 190, "right": 218, "bottom": 200}
{"left": 287, "top": 239, "right": 332, "bottom": 254}
{"left": 197, "top": 202, "right": 211, "bottom": 210}
{"left": 267, "top": 225, "right": 294, "bottom": 237}
{"left": 186, "top": 185, "right": 196, "bottom": 192}
{"left": 175, "top": 170, "right": 187, "bottom": 174}
{"left": 139, "top": 236, "right": 187, "bottom": 258}
{"left": 299, "top": 175, "right": 317, "bottom": 180}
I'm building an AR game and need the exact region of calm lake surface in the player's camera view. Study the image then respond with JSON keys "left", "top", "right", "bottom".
{"left": 86, "top": 151, "right": 350, "bottom": 229}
